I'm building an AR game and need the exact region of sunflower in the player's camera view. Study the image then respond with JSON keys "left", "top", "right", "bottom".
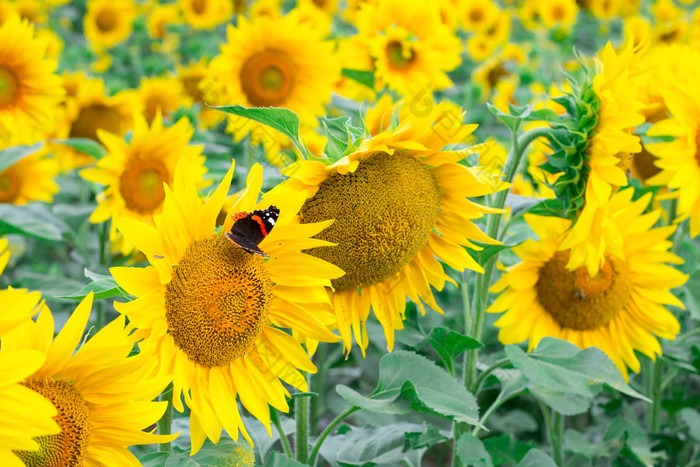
{"left": 537, "top": 0, "right": 578, "bottom": 29}
{"left": 0, "top": 148, "right": 59, "bottom": 205}
{"left": 111, "top": 158, "right": 342, "bottom": 453}
{"left": 357, "top": 0, "right": 462, "bottom": 97}
{"left": 181, "top": 0, "right": 232, "bottom": 30}
{"left": 645, "top": 46, "right": 700, "bottom": 237}
{"left": 460, "top": 0, "right": 499, "bottom": 33}
{"left": 147, "top": 3, "right": 181, "bottom": 40}
{"left": 79, "top": 113, "right": 207, "bottom": 255}
{"left": 269, "top": 101, "right": 506, "bottom": 354}
{"left": 53, "top": 75, "right": 138, "bottom": 171}
{"left": 3, "top": 292, "right": 176, "bottom": 465}
{"left": 587, "top": 0, "right": 621, "bottom": 20}
{"left": 334, "top": 36, "right": 376, "bottom": 103}
{"left": 206, "top": 11, "right": 339, "bottom": 138}
{"left": 0, "top": 16, "right": 63, "bottom": 137}
{"left": 0, "top": 287, "right": 61, "bottom": 467}
{"left": 488, "top": 190, "right": 686, "bottom": 380}
{"left": 472, "top": 44, "right": 525, "bottom": 98}
{"left": 138, "top": 75, "right": 185, "bottom": 124}
{"left": 83, "top": 0, "right": 137, "bottom": 51}
{"left": 177, "top": 60, "right": 222, "bottom": 129}
{"left": 541, "top": 40, "right": 646, "bottom": 274}
{"left": 0, "top": 0, "right": 46, "bottom": 25}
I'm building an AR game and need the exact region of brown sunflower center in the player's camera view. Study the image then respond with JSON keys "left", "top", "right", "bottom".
{"left": 386, "top": 41, "right": 415, "bottom": 71}
{"left": 240, "top": 49, "right": 296, "bottom": 107}
{"left": 192, "top": 0, "right": 207, "bottom": 14}
{"left": 0, "top": 65, "right": 19, "bottom": 107}
{"left": 469, "top": 7, "right": 484, "bottom": 23}
{"left": 552, "top": 4, "right": 565, "bottom": 20}
{"left": 69, "top": 104, "right": 123, "bottom": 141}
{"left": 0, "top": 168, "right": 21, "bottom": 203}
{"left": 15, "top": 379, "right": 91, "bottom": 467}
{"left": 300, "top": 151, "right": 441, "bottom": 292}
{"left": 96, "top": 9, "right": 117, "bottom": 32}
{"left": 536, "top": 251, "right": 631, "bottom": 330}
{"left": 182, "top": 75, "right": 204, "bottom": 102}
{"left": 118, "top": 159, "right": 169, "bottom": 214}
{"left": 165, "top": 235, "right": 273, "bottom": 367}
{"left": 633, "top": 144, "right": 661, "bottom": 181}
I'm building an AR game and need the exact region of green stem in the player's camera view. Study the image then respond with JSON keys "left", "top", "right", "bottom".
{"left": 463, "top": 126, "right": 547, "bottom": 389}
{"left": 272, "top": 411, "right": 293, "bottom": 458}
{"left": 96, "top": 221, "right": 111, "bottom": 329}
{"left": 311, "top": 343, "right": 328, "bottom": 433}
{"left": 308, "top": 406, "right": 359, "bottom": 466}
{"left": 158, "top": 384, "right": 173, "bottom": 452}
{"left": 471, "top": 358, "right": 509, "bottom": 394}
{"left": 551, "top": 411, "right": 565, "bottom": 466}
{"left": 650, "top": 358, "right": 664, "bottom": 433}
{"left": 295, "top": 395, "right": 310, "bottom": 463}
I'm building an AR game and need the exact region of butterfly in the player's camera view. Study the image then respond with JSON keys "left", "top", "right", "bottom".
{"left": 225, "top": 205, "right": 280, "bottom": 258}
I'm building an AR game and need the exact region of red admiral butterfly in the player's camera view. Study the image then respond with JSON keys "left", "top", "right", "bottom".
{"left": 225, "top": 205, "right": 280, "bottom": 258}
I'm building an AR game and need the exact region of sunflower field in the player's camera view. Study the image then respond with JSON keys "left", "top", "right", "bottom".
{"left": 2, "top": 0, "right": 700, "bottom": 465}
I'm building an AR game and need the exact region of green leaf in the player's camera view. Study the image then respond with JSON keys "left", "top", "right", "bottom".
{"left": 564, "top": 429, "right": 609, "bottom": 460}
{"left": 456, "top": 434, "right": 493, "bottom": 467}
{"left": 139, "top": 439, "right": 254, "bottom": 466}
{"left": 403, "top": 424, "right": 448, "bottom": 450}
{"left": 209, "top": 105, "right": 304, "bottom": 155}
{"left": 321, "top": 423, "right": 426, "bottom": 467}
{"left": 341, "top": 68, "right": 375, "bottom": 89}
{"left": 51, "top": 138, "right": 106, "bottom": 158}
{"left": 268, "top": 452, "right": 307, "bottom": 467}
{"left": 0, "top": 142, "right": 43, "bottom": 172}
{"left": 55, "top": 269, "right": 128, "bottom": 301}
{"left": 425, "top": 327, "right": 482, "bottom": 374}
{"left": 681, "top": 408, "right": 700, "bottom": 441}
{"left": 0, "top": 204, "right": 63, "bottom": 241}
{"left": 322, "top": 115, "right": 359, "bottom": 161}
{"left": 505, "top": 338, "right": 648, "bottom": 414}
{"left": 337, "top": 351, "right": 481, "bottom": 426}
{"left": 529, "top": 386, "right": 593, "bottom": 416}
{"left": 483, "top": 435, "right": 536, "bottom": 466}
{"left": 603, "top": 416, "right": 663, "bottom": 466}
{"left": 516, "top": 449, "right": 556, "bottom": 467}
{"left": 374, "top": 351, "right": 481, "bottom": 426}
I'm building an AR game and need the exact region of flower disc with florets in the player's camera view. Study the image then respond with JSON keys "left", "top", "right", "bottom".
{"left": 112, "top": 159, "right": 343, "bottom": 454}
{"left": 271, "top": 99, "right": 507, "bottom": 354}
{"left": 488, "top": 190, "right": 687, "bottom": 380}
{"left": 2, "top": 293, "right": 175, "bottom": 466}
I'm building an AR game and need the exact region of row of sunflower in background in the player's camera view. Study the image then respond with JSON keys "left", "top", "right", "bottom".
{"left": 1, "top": 0, "right": 700, "bottom": 465}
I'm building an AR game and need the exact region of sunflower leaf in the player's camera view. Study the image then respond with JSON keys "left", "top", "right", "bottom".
{"left": 56, "top": 268, "right": 129, "bottom": 301}
{"left": 505, "top": 338, "right": 649, "bottom": 414}
{"left": 51, "top": 138, "right": 106, "bottom": 158}
{"left": 455, "top": 433, "right": 493, "bottom": 467}
{"left": 139, "top": 439, "right": 254, "bottom": 466}
{"left": 425, "top": 327, "right": 482, "bottom": 374}
{"left": 341, "top": 68, "right": 375, "bottom": 90}
{"left": 0, "top": 204, "right": 63, "bottom": 241}
{"left": 516, "top": 449, "right": 557, "bottom": 467}
{"left": 0, "top": 142, "right": 43, "bottom": 173}
{"left": 209, "top": 105, "right": 307, "bottom": 157}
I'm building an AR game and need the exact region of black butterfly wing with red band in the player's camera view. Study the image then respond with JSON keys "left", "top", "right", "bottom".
{"left": 225, "top": 206, "right": 280, "bottom": 258}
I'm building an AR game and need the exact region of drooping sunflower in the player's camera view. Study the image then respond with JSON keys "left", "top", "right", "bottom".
{"left": 488, "top": 190, "right": 686, "bottom": 380}
{"left": 539, "top": 40, "right": 646, "bottom": 275}
{"left": 0, "top": 286, "right": 60, "bottom": 467}
{"left": 206, "top": 10, "right": 340, "bottom": 136}
{"left": 181, "top": 0, "right": 232, "bottom": 30}
{"left": 79, "top": 114, "right": 208, "bottom": 255}
{"left": 2, "top": 293, "right": 176, "bottom": 465}
{"left": 0, "top": 148, "right": 59, "bottom": 205}
{"left": 270, "top": 100, "right": 506, "bottom": 354}
{"left": 645, "top": 46, "right": 700, "bottom": 237}
{"left": 111, "top": 158, "right": 342, "bottom": 453}
{"left": 0, "top": 16, "right": 63, "bottom": 136}
{"left": 83, "top": 0, "right": 137, "bottom": 51}
{"left": 357, "top": 0, "right": 462, "bottom": 97}
{"left": 53, "top": 75, "right": 139, "bottom": 171}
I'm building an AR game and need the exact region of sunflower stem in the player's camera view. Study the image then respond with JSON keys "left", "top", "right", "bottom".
{"left": 295, "top": 393, "right": 310, "bottom": 463}
{"left": 308, "top": 406, "right": 359, "bottom": 466}
{"left": 551, "top": 411, "right": 565, "bottom": 466}
{"left": 471, "top": 357, "right": 509, "bottom": 394}
{"left": 272, "top": 410, "right": 293, "bottom": 458}
{"left": 158, "top": 383, "right": 173, "bottom": 452}
{"left": 463, "top": 126, "right": 545, "bottom": 390}
{"left": 96, "top": 220, "right": 110, "bottom": 329}
{"left": 650, "top": 358, "right": 664, "bottom": 433}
